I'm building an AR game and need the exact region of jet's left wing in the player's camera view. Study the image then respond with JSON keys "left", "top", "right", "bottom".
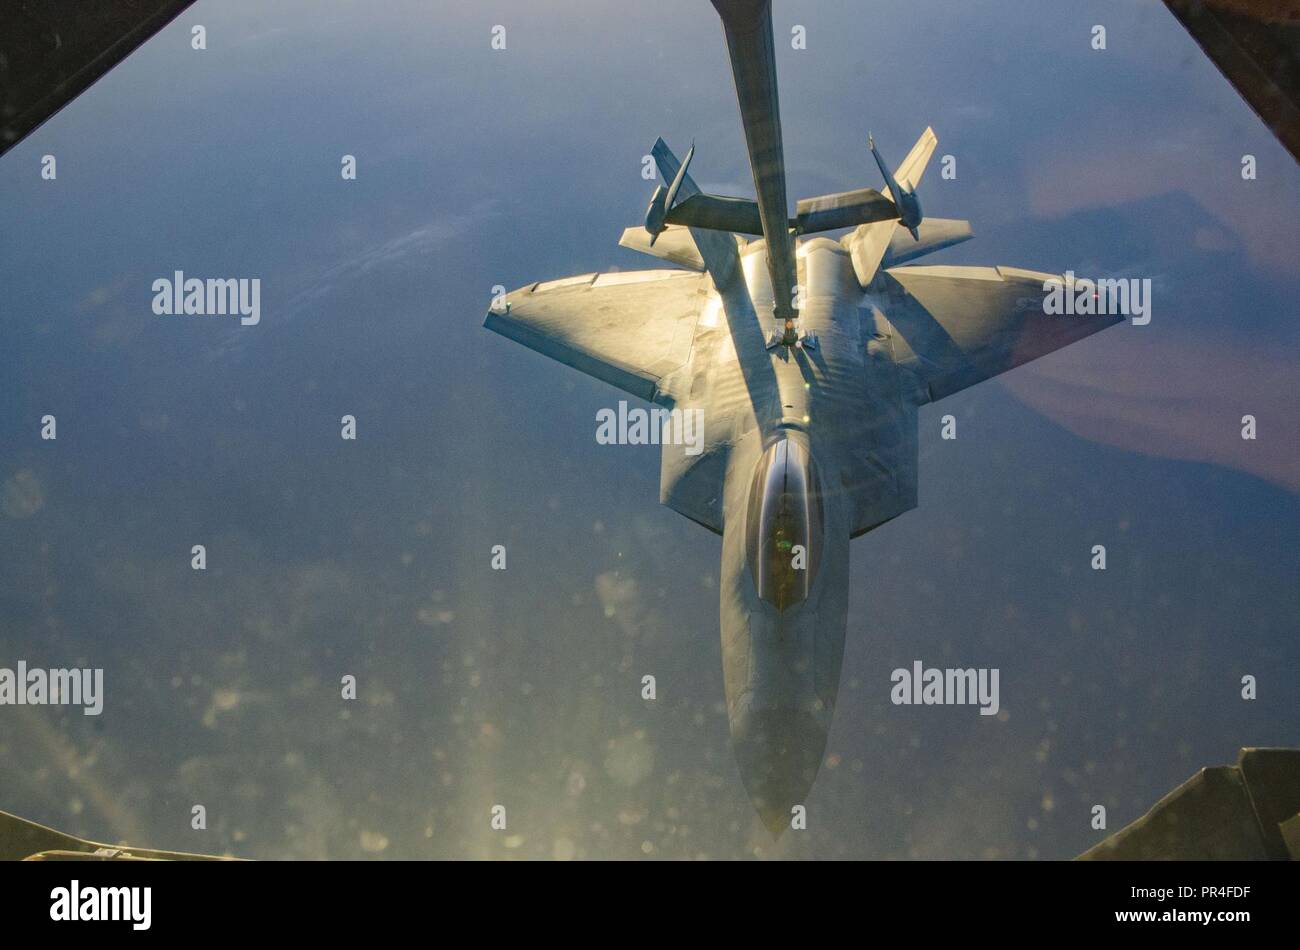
{"left": 875, "top": 265, "right": 1122, "bottom": 403}
{"left": 484, "top": 269, "right": 710, "bottom": 403}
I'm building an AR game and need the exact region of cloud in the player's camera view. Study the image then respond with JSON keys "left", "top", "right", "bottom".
{"left": 1024, "top": 114, "right": 1300, "bottom": 275}
{"left": 2, "top": 469, "right": 45, "bottom": 519}
{"left": 208, "top": 203, "right": 497, "bottom": 356}
{"left": 285, "top": 205, "right": 495, "bottom": 318}
{"left": 1000, "top": 329, "right": 1299, "bottom": 492}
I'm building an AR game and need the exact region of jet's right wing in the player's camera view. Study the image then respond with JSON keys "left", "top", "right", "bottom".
{"left": 875, "top": 265, "right": 1122, "bottom": 403}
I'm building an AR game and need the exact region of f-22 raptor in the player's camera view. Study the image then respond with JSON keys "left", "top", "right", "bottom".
{"left": 485, "top": 0, "right": 1120, "bottom": 834}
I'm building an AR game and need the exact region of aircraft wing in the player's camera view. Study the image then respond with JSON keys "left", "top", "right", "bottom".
{"left": 483, "top": 269, "right": 710, "bottom": 403}
{"left": 877, "top": 265, "right": 1123, "bottom": 403}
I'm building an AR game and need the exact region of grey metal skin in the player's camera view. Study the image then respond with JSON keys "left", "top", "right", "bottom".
{"left": 675, "top": 237, "right": 915, "bottom": 833}
{"left": 484, "top": 2, "right": 1122, "bottom": 835}
{"left": 719, "top": 428, "right": 851, "bottom": 832}
{"left": 713, "top": 316, "right": 850, "bottom": 830}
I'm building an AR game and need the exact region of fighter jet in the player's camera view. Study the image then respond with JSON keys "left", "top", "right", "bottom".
{"left": 484, "top": 0, "right": 1121, "bottom": 834}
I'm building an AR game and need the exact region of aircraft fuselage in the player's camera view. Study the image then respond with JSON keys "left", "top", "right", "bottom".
{"left": 658, "top": 236, "right": 920, "bottom": 831}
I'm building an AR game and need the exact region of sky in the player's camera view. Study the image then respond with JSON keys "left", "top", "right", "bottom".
{"left": 0, "top": 0, "right": 1296, "bottom": 859}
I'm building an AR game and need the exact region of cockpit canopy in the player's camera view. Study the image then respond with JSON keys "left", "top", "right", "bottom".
{"left": 745, "top": 437, "right": 824, "bottom": 612}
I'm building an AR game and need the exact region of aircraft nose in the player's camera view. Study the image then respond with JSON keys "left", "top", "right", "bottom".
{"left": 730, "top": 699, "right": 828, "bottom": 837}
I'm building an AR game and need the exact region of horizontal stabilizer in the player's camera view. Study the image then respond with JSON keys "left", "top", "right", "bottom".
{"left": 620, "top": 225, "right": 707, "bottom": 271}
{"left": 844, "top": 219, "right": 898, "bottom": 287}
{"left": 881, "top": 218, "right": 972, "bottom": 267}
